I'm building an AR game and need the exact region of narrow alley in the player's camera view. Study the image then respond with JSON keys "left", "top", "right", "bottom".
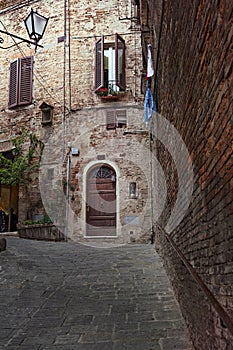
{"left": 0, "top": 237, "right": 193, "bottom": 349}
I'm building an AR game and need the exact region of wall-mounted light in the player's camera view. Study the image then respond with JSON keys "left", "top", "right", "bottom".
{"left": 0, "top": 8, "right": 48, "bottom": 50}
{"left": 24, "top": 9, "right": 48, "bottom": 45}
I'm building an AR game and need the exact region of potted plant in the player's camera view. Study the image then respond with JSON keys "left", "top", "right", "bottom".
{"left": 18, "top": 215, "right": 65, "bottom": 242}
{"left": 96, "top": 84, "right": 119, "bottom": 101}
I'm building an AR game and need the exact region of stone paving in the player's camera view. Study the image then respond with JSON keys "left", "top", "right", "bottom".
{"left": 0, "top": 237, "right": 193, "bottom": 350}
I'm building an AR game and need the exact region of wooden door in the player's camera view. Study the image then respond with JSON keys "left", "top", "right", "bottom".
{"left": 86, "top": 166, "right": 116, "bottom": 236}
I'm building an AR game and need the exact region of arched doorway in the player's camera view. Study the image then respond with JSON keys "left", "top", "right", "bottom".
{"left": 86, "top": 165, "right": 116, "bottom": 237}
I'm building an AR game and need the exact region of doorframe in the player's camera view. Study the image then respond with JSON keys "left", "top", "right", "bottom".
{"left": 83, "top": 160, "right": 120, "bottom": 238}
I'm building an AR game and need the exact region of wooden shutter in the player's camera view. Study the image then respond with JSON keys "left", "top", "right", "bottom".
{"left": 8, "top": 59, "right": 19, "bottom": 108}
{"left": 106, "top": 110, "right": 116, "bottom": 129}
{"left": 18, "top": 56, "right": 33, "bottom": 106}
{"left": 115, "top": 34, "right": 126, "bottom": 90}
{"left": 95, "top": 36, "right": 104, "bottom": 91}
{"left": 116, "top": 110, "right": 127, "bottom": 127}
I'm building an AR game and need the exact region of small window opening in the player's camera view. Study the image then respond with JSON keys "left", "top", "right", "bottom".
{"left": 40, "top": 102, "right": 53, "bottom": 125}
{"left": 129, "top": 182, "right": 137, "bottom": 198}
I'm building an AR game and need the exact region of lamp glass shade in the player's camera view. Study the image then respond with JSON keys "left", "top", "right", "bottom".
{"left": 24, "top": 10, "right": 48, "bottom": 42}
{"left": 33, "top": 12, "right": 48, "bottom": 38}
{"left": 24, "top": 14, "right": 33, "bottom": 37}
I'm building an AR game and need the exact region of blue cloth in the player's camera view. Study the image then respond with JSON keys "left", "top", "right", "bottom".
{"left": 143, "top": 87, "right": 156, "bottom": 127}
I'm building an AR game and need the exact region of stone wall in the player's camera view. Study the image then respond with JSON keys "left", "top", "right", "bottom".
{"left": 145, "top": 0, "right": 233, "bottom": 348}
{"left": 40, "top": 105, "right": 151, "bottom": 244}
{"left": 0, "top": 0, "right": 150, "bottom": 243}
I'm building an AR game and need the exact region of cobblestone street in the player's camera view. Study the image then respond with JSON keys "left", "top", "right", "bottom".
{"left": 0, "top": 237, "right": 193, "bottom": 349}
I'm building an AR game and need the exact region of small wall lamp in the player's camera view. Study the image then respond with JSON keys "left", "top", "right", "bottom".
{"left": 24, "top": 9, "right": 49, "bottom": 45}
{"left": 0, "top": 8, "right": 48, "bottom": 50}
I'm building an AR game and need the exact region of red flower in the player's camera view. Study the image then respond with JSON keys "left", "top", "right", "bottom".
{"left": 96, "top": 87, "right": 108, "bottom": 96}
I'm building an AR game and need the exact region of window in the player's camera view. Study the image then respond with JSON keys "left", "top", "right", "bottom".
{"left": 8, "top": 56, "right": 33, "bottom": 109}
{"left": 95, "top": 34, "right": 126, "bottom": 93}
{"left": 106, "top": 110, "right": 127, "bottom": 129}
{"left": 129, "top": 182, "right": 137, "bottom": 198}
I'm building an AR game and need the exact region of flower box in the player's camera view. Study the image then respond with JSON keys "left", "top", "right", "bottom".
{"left": 100, "top": 95, "right": 119, "bottom": 101}
{"left": 18, "top": 223, "right": 65, "bottom": 241}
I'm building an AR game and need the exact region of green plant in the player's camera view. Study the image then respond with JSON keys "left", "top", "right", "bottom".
{"left": 0, "top": 128, "right": 44, "bottom": 186}
{"left": 22, "top": 216, "right": 52, "bottom": 226}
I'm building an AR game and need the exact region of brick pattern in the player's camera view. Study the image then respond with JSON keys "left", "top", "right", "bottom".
{"left": 145, "top": 0, "right": 233, "bottom": 347}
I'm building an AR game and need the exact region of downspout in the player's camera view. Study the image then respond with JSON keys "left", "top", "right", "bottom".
{"left": 65, "top": 143, "right": 71, "bottom": 240}
{"left": 154, "top": 0, "right": 165, "bottom": 109}
{"left": 62, "top": 0, "right": 67, "bottom": 158}
{"left": 149, "top": 121, "right": 154, "bottom": 243}
{"left": 68, "top": 0, "right": 72, "bottom": 111}
{"left": 149, "top": 0, "right": 165, "bottom": 243}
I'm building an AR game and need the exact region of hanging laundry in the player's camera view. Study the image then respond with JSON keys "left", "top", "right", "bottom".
{"left": 146, "top": 44, "right": 154, "bottom": 79}
{"left": 144, "top": 85, "right": 156, "bottom": 127}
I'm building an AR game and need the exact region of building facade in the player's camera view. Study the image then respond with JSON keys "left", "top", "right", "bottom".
{"left": 0, "top": 0, "right": 151, "bottom": 244}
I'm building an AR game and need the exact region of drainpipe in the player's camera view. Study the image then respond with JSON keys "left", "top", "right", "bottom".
{"left": 149, "top": 122, "right": 155, "bottom": 243}
{"left": 154, "top": 0, "right": 165, "bottom": 109}
{"left": 149, "top": 0, "right": 165, "bottom": 243}
{"left": 64, "top": 142, "right": 71, "bottom": 240}
{"left": 68, "top": 0, "right": 72, "bottom": 111}
{"left": 62, "top": 0, "right": 67, "bottom": 158}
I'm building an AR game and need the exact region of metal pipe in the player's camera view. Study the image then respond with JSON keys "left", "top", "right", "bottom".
{"left": 62, "top": 0, "right": 67, "bottom": 158}
{"left": 68, "top": 0, "right": 72, "bottom": 111}
{"left": 154, "top": 0, "right": 165, "bottom": 110}
{"left": 64, "top": 143, "right": 71, "bottom": 240}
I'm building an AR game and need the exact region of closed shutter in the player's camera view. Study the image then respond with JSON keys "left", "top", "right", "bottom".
{"left": 18, "top": 56, "right": 33, "bottom": 106}
{"left": 8, "top": 59, "right": 19, "bottom": 108}
{"left": 116, "top": 110, "right": 127, "bottom": 127}
{"left": 106, "top": 110, "right": 116, "bottom": 129}
{"left": 115, "top": 34, "right": 126, "bottom": 90}
{"left": 95, "top": 36, "right": 104, "bottom": 91}
{"left": 8, "top": 56, "right": 33, "bottom": 108}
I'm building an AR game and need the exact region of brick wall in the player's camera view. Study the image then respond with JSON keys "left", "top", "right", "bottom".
{"left": 145, "top": 0, "right": 233, "bottom": 348}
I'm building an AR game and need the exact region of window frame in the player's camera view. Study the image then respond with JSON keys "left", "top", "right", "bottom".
{"left": 95, "top": 34, "right": 126, "bottom": 92}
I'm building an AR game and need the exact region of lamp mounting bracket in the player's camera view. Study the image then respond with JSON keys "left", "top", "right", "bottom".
{"left": 0, "top": 29, "right": 43, "bottom": 50}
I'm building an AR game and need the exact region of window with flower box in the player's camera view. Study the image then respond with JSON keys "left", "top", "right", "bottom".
{"left": 8, "top": 56, "right": 33, "bottom": 109}
{"left": 95, "top": 34, "right": 126, "bottom": 94}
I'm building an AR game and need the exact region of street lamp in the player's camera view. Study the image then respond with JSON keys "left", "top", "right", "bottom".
{"left": 24, "top": 9, "right": 48, "bottom": 45}
{"left": 0, "top": 9, "right": 48, "bottom": 50}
